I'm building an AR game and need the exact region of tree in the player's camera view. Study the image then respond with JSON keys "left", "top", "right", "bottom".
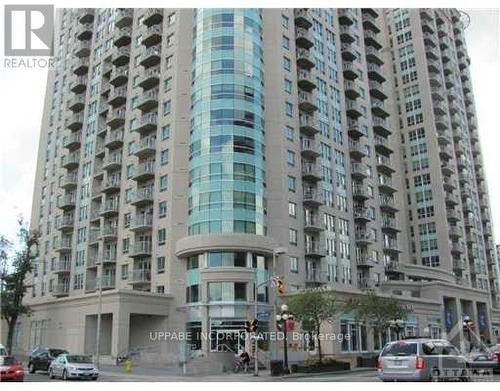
{"left": 346, "top": 291, "right": 411, "bottom": 343}
{"left": 1, "top": 219, "right": 39, "bottom": 354}
{"left": 286, "top": 287, "right": 339, "bottom": 362}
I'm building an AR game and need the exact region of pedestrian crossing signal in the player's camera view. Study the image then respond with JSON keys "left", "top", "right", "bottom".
{"left": 245, "top": 319, "right": 259, "bottom": 333}
{"left": 277, "top": 279, "right": 286, "bottom": 294}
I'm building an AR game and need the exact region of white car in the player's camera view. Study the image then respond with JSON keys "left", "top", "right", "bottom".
{"left": 48, "top": 354, "right": 99, "bottom": 380}
{"left": 0, "top": 344, "right": 8, "bottom": 357}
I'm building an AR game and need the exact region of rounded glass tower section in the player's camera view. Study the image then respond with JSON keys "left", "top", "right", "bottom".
{"left": 189, "top": 9, "right": 266, "bottom": 236}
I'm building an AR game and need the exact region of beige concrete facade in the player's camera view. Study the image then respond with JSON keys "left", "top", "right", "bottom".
{"left": 15, "top": 8, "right": 500, "bottom": 369}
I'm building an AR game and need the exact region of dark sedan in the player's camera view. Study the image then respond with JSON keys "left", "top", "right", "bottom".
{"left": 467, "top": 352, "right": 500, "bottom": 374}
{"left": 28, "top": 347, "right": 68, "bottom": 373}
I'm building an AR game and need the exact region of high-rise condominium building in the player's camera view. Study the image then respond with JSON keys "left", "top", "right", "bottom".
{"left": 17, "top": 8, "right": 500, "bottom": 368}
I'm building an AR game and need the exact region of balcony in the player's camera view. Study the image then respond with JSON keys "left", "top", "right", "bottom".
{"left": 346, "top": 99, "right": 362, "bottom": 119}
{"left": 362, "top": 12, "right": 380, "bottom": 33}
{"left": 297, "top": 69, "right": 316, "bottom": 92}
{"left": 142, "top": 8, "right": 163, "bottom": 26}
{"left": 142, "top": 24, "right": 162, "bottom": 47}
{"left": 344, "top": 80, "right": 360, "bottom": 99}
{"left": 136, "top": 89, "right": 159, "bottom": 112}
{"left": 301, "top": 162, "right": 321, "bottom": 182}
{"left": 107, "top": 108, "right": 126, "bottom": 129}
{"left": 296, "top": 48, "right": 315, "bottom": 69}
{"left": 73, "top": 58, "right": 89, "bottom": 76}
{"left": 115, "top": 8, "right": 133, "bottom": 28}
{"left": 446, "top": 208, "right": 460, "bottom": 222}
{"left": 438, "top": 143, "right": 453, "bottom": 159}
{"left": 140, "top": 45, "right": 161, "bottom": 68}
{"left": 52, "top": 282, "right": 70, "bottom": 297}
{"left": 131, "top": 188, "right": 154, "bottom": 206}
{"left": 374, "top": 135, "right": 392, "bottom": 155}
{"left": 383, "top": 240, "right": 401, "bottom": 254}
{"left": 348, "top": 140, "right": 367, "bottom": 159}
{"left": 423, "top": 32, "right": 437, "bottom": 47}
{"left": 437, "top": 129, "right": 451, "bottom": 145}
{"left": 62, "top": 152, "right": 80, "bottom": 170}
{"left": 74, "top": 40, "right": 91, "bottom": 58}
{"left": 305, "top": 269, "right": 326, "bottom": 286}
{"left": 61, "top": 173, "right": 78, "bottom": 190}
{"left": 379, "top": 196, "right": 398, "bottom": 213}
{"left": 95, "top": 141, "right": 105, "bottom": 158}
{"left": 359, "top": 279, "right": 377, "bottom": 290}
{"left": 108, "top": 86, "right": 128, "bottom": 107}
{"left": 304, "top": 242, "right": 324, "bottom": 258}
{"left": 78, "top": 8, "right": 94, "bottom": 24}
{"left": 340, "top": 26, "right": 356, "bottom": 43}
{"left": 52, "top": 259, "right": 71, "bottom": 275}
{"left": 294, "top": 9, "right": 313, "bottom": 29}
{"left": 298, "top": 91, "right": 318, "bottom": 114}
{"left": 88, "top": 229, "right": 100, "bottom": 244}
{"left": 63, "top": 131, "right": 81, "bottom": 151}
{"left": 54, "top": 237, "right": 72, "bottom": 252}
{"left": 303, "top": 189, "right": 323, "bottom": 207}
{"left": 445, "top": 192, "right": 459, "bottom": 206}
{"left": 105, "top": 129, "right": 124, "bottom": 149}
{"left": 70, "top": 75, "right": 87, "bottom": 93}
{"left": 427, "top": 58, "right": 440, "bottom": 74}
{"left": 353, "top": 207, "right": 372, "bottom": 223}
{"left": 103, "top": 153, "right": 122, "bottom": 171}
{"left": 114, "top": 27, "right": 132, "bottom": 47}
{"left": 342, "top": 62, "right": 358, "bottom": 80}
{"left": 295, "top": 27, "right": 314, "bottom": 49}
{"left": 373, "top": 117, "right": 391, "bottom": 137}
{"left": 449, "top": 225, "right": 462, "bottom": 238}
{"left": 130, "top": 215, "right": 154, "bottom": 232}
{"left": 357, "top": 256, "right": 376, "bottom": 268}
{"left": 300, "top": 137, "right": 320, "bottom": 159}
{"left": 338, "top": 9, "right": 355, "bottom": 25}
{"left": 138, "top": 65, "right": 161, "bottom": 89}
{"left": 56, "top": 215, "right": 74, "bottom": 232}
{"left": 453, "top": 259, "right": 466, "bottom": 271}
{"left": 66, "top": 112, "right": 84, "bottom": 131}
{"left": 355, "top": 230, "right": 374, "bottom": 245}
{"left": 369, "top": 80, "right": 387, "bottom": 100}
{"left": 110, "top": 65, "right": 129, "bottom": 87}
{"left": 381, "top": 218, "right": 399, "bottom": 233}
{"left": 367, "top": 64, "right": 385, "bottom": 83}
{"left": 304, "top": 216, "right": 323, "bottom": 232}
{"left": 376, "top": 155, "right": 395, "bottom": 175}
{"left": 100, "top": 200, "right": 119, "bottom": 216}
{"left": 102, "top": 178, "right": 121, "bottom": 193}
{"left": 132, "top": 162, "right": 156, "bottom": 182}
{"left": 371, "top": 98, "right": 390, "bottom": 118}
{"left": 351, "top": 163, "right": 369, "bottom": 179}
{"left": 385, "top": 261, "right": 402, "bottom": 274}
{"left": 364, "top": 30, "right": 382, "bottom": 50}
{"left": 132, "top": 113, "right": 158, "bottom": 134}
{"left": 352, "top": 184, "right": 370, "bottom": 201}
{"left": 378, "top": 176, "right": 397, "bottom": 194}
{"left": 68, "top": 95, "right": 85, "bottom": 112}
{"left": 299, "top": 114, "right": 319, "bottom": 136}
{"left": 443, "top": 176, "right": 457, "bottom": 191}
{"left": 100, "top": 225, "right": 118, "bottom": 241}
{"left": 130, "top": 242, "right": 153, "bottom": 258}
{"left": 347, "top": 120, "right": 365, "bottom": 138}
{"left": 128, "top": 269, "right": 151, "bottom": 284}
{"left": 341, "top": 42, "right": 356, "bottom": 61}
{"left": 111, "top": 46, "right": 130, "bottom": 67}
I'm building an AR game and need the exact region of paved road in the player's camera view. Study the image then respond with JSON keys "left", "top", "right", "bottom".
{"left": 22, "top": 369, "right": 500, "bottom": 382}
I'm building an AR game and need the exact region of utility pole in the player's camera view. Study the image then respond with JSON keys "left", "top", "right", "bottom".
{"left": 95, "top": 262, "right": 103, "bottom": 369}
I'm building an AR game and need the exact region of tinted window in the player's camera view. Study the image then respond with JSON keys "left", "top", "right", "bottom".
{"left": 422, "top": 342, "right": 458, "bottom": 356}
{"left": 381, "top": 342, "right": 417, "bottom": 356}
{"left": 49, "top": 349, "right": 67, "bottom": 357}
{"left": 66, "top": 355, "right": 92, "bottom": 363}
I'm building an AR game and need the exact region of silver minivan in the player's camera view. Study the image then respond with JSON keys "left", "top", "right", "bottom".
{"left": 377, "top": 338, "right": 469, "bottom": 381}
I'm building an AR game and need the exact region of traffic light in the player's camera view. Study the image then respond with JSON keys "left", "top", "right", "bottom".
{"left": 277, "top": 279, "right": 286, "bottom": 294}
{"left": 245, "top": 319, "right": 259, "bottom": 333}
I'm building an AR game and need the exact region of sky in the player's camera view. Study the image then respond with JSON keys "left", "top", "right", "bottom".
{"left": 0, "top": 7, "right": 499, "bottom": 250}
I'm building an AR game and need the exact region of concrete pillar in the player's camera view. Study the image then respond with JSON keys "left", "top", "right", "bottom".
{"left": 111, "top": 309, "right": 130, "bottom": 358}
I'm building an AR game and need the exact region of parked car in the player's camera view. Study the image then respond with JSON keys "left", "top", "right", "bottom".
{"left": 377, "top": 338, "right": 469, "bottom": 382}
{"left": 467, "top": 352, "right": 500, "bottom": 374}
{"left": 28, "top": 347, "right": 68, "bottom": 373}
{"left": 0, "top": 356, "right": 24, "bottom": 381}
{"left": 0, "top": 343, "right": 8, "bottom": 357}
{"left": 48, "top": 354, "right": 99, "bottom": 380}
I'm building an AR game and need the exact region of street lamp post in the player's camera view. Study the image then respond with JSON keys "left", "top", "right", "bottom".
{"left": 389, "top": 319, "right": 405, "bottom": 340}
{"left": 271, "top": 247, "right": 287, "bottom": 361}
{"left": 276, "top": 304, "right": 293, "bottom": 374}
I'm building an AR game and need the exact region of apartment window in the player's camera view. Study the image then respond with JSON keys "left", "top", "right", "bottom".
{"left": 208, "top": 282, "right": 247, "bottom": 302}
{"left": 289, "top": 228, "right": 298, "bottom": 245}
{"left": 159, "top": 175, "right": 168, "bottom": 191}
{"left": 186, "top": 284, "right": 200, "bottom": 303}
{"left": 126, "top": 164, "right": 134, "bottom": 179}
{"left": 282, "top": 35, "right": 290, "bottom": 50}
{"left": 158, "top": 228, "right": 166, "bottom": 245}
{"left": 163, "top": 100, "right": 172, "bottom": 115}
{"left": 290, "top": 256, "right": 298, "bottom": 273}
{"left": 124, "top": 213, "right": 131, "bottom": 227}
{"left": 161, "top": 125, "right": 170, "bottom": 140}
{"left": 288, "top": 202, "right": 296, "bottom": 217}
{"left": 285, "top": 102, "right": 293, "bottom": 117}
{"left": 122, "top": 238, "right": 129, "bottom": 253}
{"left": 283, "top": 56, "right": 291, "bottom": 71}
{"left": 157, "top": 256, "right": 165, "bottom": 274}
{"left": 282, "top": 14, "right": 289, "bottom": 29}
{"left": 285, "top": 125, "right": 294, "bottom": 141}
{"left": 284, "top": 78, "right": 292, "bottom": 94}
{"left": 156, "top": 285, "right": 165, "bottom": 294}
{"left": 160, "top": 149, "right": 169, "bottom": 165}
{"left": 159, "top": 201, "right": 167, "bottom": 217}
{"left": 287, "top": 176, "right": 296, "bottom": 192}
{"left": 121, "top": 264, "right": 128, "bottom": 280}
{"left": 167, "top": 13, "right": 176, "bottom": 25}
{"left": 165, "top": 55, "right": 173, "bottom": 69}
{"left": 166, "top": 33, "right": 174, "bottom": 47}
{"left": 73, "top": 273, "right": 83, "bottom": 290}
{"left": 286, "top": 150, "right": 295, "bottom": 166}
{"left": 125, "top": 188, "right": 133, "bottom": 202}
{"left": 164, "top": 77, "right": 172, "bottom": 92}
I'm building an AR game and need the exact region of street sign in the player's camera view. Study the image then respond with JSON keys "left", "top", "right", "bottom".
{"left": 257, "top": 311, "right": 271, "bottom": 321}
